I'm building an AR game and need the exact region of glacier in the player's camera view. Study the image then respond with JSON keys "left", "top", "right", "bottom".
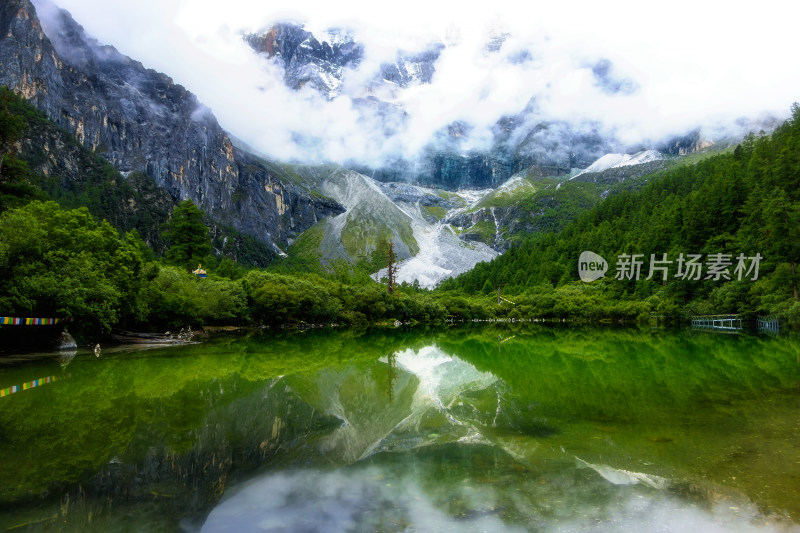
{"left": 572, "top": 150, "right": 663, "bottom": 179}
{"left": 290, "top": 167, "right": 499, "bottom": 288}
{"left": 372, "top": 183, "right": 498, "bottom": 288}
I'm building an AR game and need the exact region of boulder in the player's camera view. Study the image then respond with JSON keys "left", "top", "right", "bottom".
{"left": 54, "top": 329, "right": 77, "bottom": 351}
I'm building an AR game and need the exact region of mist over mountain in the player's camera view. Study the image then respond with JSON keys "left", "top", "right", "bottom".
{"left": 236, "top": 22, "right": 641, "bottom": 186}
{"left": 38, "top": 0, "right": 796, "bottom": 189}
{"left": 240, "top": 21, "right": 787, "bottom": 188}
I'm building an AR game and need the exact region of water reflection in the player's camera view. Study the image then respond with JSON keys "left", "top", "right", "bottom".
{"left": 202, "top": 334, "right": 800, "bottom": 532}
{"left": 203, "top": 449, "right": 793, "bottom": 533}
{"left": 0, "top": 371, "right": 70, "bottom": 398}
{"left": 0, "top": 326, "right": 798, "bottom": 531}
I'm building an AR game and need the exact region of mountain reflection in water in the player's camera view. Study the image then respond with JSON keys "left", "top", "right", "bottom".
{"left": 0, "top": 326, "right": 798, "bottom": 532}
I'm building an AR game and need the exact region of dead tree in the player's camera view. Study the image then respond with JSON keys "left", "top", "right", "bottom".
{"left": 386, "top": 241, "right": 397, "bottom": 294}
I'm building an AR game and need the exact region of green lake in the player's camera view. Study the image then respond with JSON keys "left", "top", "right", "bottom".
{"left": 1, "top": 325, "right": 799, "bottom": 532}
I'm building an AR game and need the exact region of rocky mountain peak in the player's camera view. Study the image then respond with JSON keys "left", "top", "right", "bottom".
{"left": 245, "top": 23, "right": 362, "bottom": 98}
{"left": 0, "top": 0, "right": 343, "bottom": 257}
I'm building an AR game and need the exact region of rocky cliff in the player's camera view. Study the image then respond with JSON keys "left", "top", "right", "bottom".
{"left": 0, "top": 0, "right": 342, "bottom": 257}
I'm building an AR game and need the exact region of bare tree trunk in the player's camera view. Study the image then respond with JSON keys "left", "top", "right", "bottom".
{"left": 386, "top": 242, "right": 396, "bottom": 294}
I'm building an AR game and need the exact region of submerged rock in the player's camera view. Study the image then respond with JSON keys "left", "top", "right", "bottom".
{"left": 54, "top": 330, "right": 77, "bottom": 351}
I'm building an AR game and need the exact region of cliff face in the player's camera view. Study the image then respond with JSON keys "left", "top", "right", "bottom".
{"left": 12, "top": 101, "right": 289, "bottom": 264}
{"left": 658, "top": 129, "right": 715, "bottom": 156}
{"left": 0, "top": 0, "right": 342, "bottom": 256}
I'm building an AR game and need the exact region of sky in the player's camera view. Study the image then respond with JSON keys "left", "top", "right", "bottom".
{"left": 35, "top": 0, "right": 800, "bottom": 167}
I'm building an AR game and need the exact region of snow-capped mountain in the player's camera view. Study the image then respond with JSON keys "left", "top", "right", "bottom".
{"left": 241, "top": 24, "right": 775, "bottom": 192}
{"left": 242, "top": 24, "right": 623, "bottom": 189}
{"left": 245, "top": 23, "right": 442, "bottom": 100}
{"left": 242, "top": 23, "right": 752, "bottom": 191}
{"left": 572, "top": 150, "right": 664, "bottom": 179}
{"left": 244, "top": 25, "right": 362, "bottom": 99}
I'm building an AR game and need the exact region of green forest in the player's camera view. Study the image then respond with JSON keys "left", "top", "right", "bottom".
{"left": 440, "top": 106, "right": 800, "bottom": 326}
{"left": 1, "top": 85, "right": 799, "bottom": 343}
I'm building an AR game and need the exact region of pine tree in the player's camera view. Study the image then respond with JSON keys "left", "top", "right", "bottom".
{"left": 164, "top": 200, "right": 211, "bottom": 269}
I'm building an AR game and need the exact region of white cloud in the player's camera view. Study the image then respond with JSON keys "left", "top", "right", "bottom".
{"left": 38, "top": 0, "right": 800, "bottom": 166}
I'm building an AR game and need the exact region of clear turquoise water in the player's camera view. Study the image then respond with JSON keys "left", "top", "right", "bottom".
{"left": 0, "top": 325, "right": 798, "bottom": 532}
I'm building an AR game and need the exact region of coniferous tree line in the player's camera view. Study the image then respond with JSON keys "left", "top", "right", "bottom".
{"left": 440, "top": 105, "right": 800, "bottom": 326}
